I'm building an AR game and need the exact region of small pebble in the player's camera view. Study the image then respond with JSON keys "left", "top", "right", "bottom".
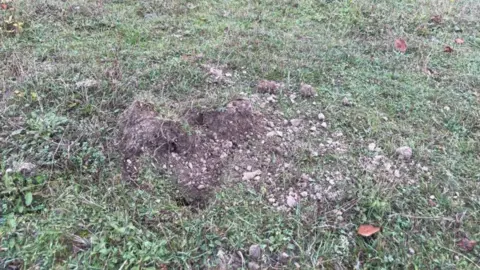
{"left": 286, "top": 195, "right": 297, "bottom": 207}
{"left": 249, "top": 244, "right": 262, "bottom": 260}
{"left": 300, "top": 191, "right": 308, "bottom": 197}
{"left": 342, "top": 97, "right": 352, "bottom": 106}
{"left": 368, "top": 143, "right": 376, "bottom": 151}
{"left": 290, "top": 118, "right": 302, "bottom": 127}
{"left": 317, "top": 113, "right": 325, "bottom": 121}
{"left": 248, "top": 262, "right": 260, "bottom": 270}
{"left": 242, "top": 170, "right": 262, "bottom": 181}
{"left": 396, "top": 146, "right": 413, "bottom": 160}
{"left": 321, "top": 122, "right": 327, "bottom": 128}
{"left": 279, "top": 252, "right": 290, "bottom": 264}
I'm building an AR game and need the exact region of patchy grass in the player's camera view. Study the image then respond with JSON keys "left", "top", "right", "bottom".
{"left": 1, "top": 0, "right": 479, "bottom": 269}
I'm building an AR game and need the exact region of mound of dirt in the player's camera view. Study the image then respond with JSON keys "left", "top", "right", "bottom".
{"left": 119, "top": 99, "right": 264, "bottom": 206}
{"left": 119, "top": 91, "right": 350, "bottom": 209}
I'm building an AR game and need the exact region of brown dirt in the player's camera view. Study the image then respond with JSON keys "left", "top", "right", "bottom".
{"left": 119, "top": 99, "right": 264, "bottom": 206}
{"left": 119, "top": 88, "right": 350, "bottom": 209}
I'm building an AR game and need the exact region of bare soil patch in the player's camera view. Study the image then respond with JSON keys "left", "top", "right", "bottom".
{"left": 119, "top": 87, "right": 349, "bottom": 208}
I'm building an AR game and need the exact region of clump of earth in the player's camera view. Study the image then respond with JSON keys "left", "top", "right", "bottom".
{"left": 118, "top": 81, "right": 349, "bottom": 209}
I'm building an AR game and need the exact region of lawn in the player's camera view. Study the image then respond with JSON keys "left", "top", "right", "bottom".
{"left": 1, "top": 0, "right": 479, "bottom": 269}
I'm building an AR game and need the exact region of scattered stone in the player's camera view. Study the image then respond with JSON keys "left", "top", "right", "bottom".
{"left": 197, "top": 184, "right": 205, "bottom": 190}
{"left": 289, "top": 93, "right": 297, "bottom": 103}
{"left": 12, "top": 162, "right": 37, "bottom": 177}
{"left": 279, "top": 252, "right": 290, "bottom": 264}
{"left": 394, "top": 170, "right": 401, "bottom": 178}
{"left": 144, "top": 13, "right": 158, "bottom": 21}
{"left": 300, "top": 191, "right": 308, "bottom": 197}
{"left": 310, "top": 126, "right": 316, "bottom": 131}
{"left": 266, "top": 131, "right": 283, "bottom": 137}
{"left": 266, "top": 95, "right": 277, "bottom": 103}
{"left": 248, "top": 262, "right": 260, "bottom": 270}
{"left": 299, "top": 83, "right": 315, "bottom": 97}
{"left": 317, "top": 113, "right": 325, "bottom": 121}
{"left": 268, "top": 198, "right": 276, "bottom": 203}
{"left": 290, "top": 119, "right": 302, "bottom": 127}
{"left": 249, "top": 244, "right": 262, "bottom": 260}
{"left": 342, "top": 97, "right": 352, "bottom": 106}
{"left": 247, "top": 165, "right": 252, "bottom": 171}
{"left": 223, "top": 140, "right": 233, "bottom": 148}
{"left": 257, "top": 80, "right": 283, "bottom": 94}
{"left": 368, "top": 143, "right": 376, "bottom": 152}
{"left": 408, "top": 248, "right": 415, "bottom": 255}
{"left": 320, "top": 122, "right": 327, "bottom": 128}
{"left": 396, "top": 146, "right": 413, "bottom": 160}
{"left": 242, "top": 170, "right": 262, "bottom": 181}
{"left": 75, "top": 79, "right": 98, "bottom": 89}
{"left": 286, "top": 195, "right": 297, "bottom": 207}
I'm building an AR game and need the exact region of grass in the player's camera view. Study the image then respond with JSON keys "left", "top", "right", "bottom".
{"left": 1, "top": 0, "right": 479, "bottom": 269}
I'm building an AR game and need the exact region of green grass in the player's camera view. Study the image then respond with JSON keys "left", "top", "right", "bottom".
{"left": 1, "top": 0, "right": 479, "bottom": 269}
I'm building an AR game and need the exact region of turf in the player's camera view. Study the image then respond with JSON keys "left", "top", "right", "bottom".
{"left": 1, "top": 0, "right": 479, "bottom": 269}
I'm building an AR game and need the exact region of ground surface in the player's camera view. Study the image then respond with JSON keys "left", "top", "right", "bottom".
{"left": 1, "top": 0, "right": 479, "bottom": 269}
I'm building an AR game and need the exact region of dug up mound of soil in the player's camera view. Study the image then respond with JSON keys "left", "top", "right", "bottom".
{"left": 118, "top": 87, "right": 350, "bottom": 209}
{"left": 118, "top": 99, "right": 264, "bottom": 206}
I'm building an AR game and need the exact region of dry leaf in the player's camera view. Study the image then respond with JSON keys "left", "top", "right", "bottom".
{"left": 358, "top": 224, "right": 381, "bottom": 237}
{"left": 430, "top": 15, "right": 442, "bottom": 24}
{"left": 394, "top": 39, "right": 407, "bottom": 53}
{"left": 455, "top": 38, "right": 464, "bottom": 44}
{"left": 457, "top": 238, "right": 476, "bottom": 252}
{"left": 1, "top": 3, "right": 8, "bottom": 10}
{"left": 444, "top": 46, "right": 454, "bottom": 53}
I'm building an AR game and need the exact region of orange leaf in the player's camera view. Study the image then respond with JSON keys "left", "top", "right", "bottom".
{"left": 444, "top": 46, "right": 454, "bottom": 53}
{"left": 358, "top": 224, "right": 381, "bottom": 237}
{"left": 1, "top": 3, "right": 7, "bottom": 10}
{"left": 455, "top": 38, "right": 464, "bottom": 44}
{"left": 457, "top": 238, "right": 476, "bottom": 252}
{"left": 394, "top": 39, "right": 407, "bottom": 53}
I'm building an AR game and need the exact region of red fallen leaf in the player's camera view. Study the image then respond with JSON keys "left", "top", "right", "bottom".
{"left": 395, "top": 39, "right": 407, "bottom": 53}
{"left": 444, "top": 46, "right": 454, "bottom": 53}
{"left": 455, "top": 38, "right": 464, "bottom": 44}
{"left": 1, "top": 3, "right": 8, "bottom": 10}
{"left": 358, "top": 224, "right": 381, "bottom": 237}
{"left": 457, "top": 238, "right": 477, "bottom": 252}
{"left": 428, "top": 199, "right": 437, "bottom": 207}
